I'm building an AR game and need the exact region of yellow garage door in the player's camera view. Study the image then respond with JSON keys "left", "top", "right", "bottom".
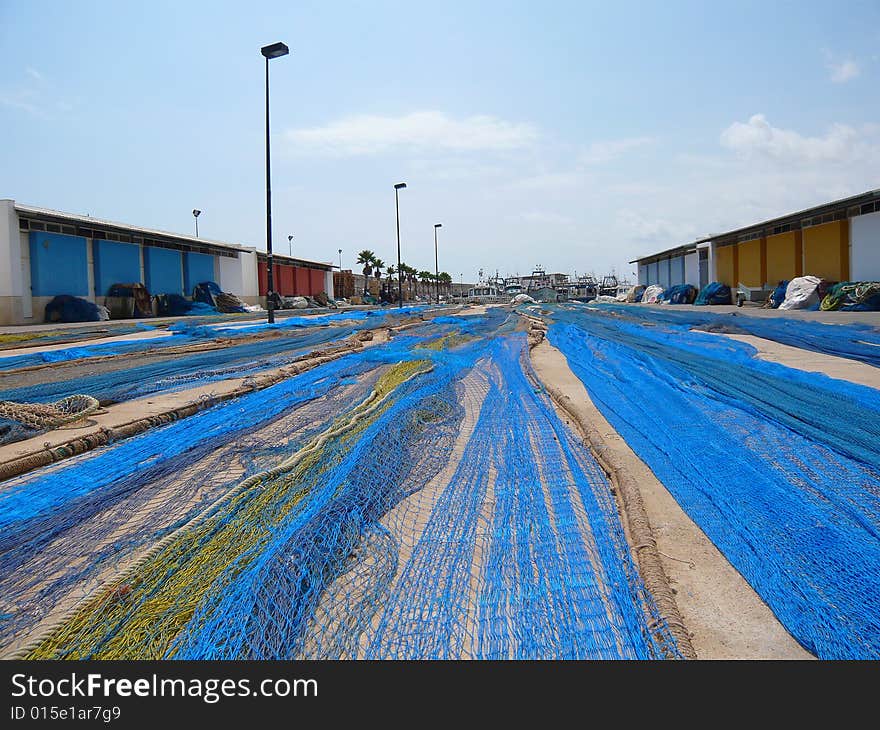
{"left": 714, "top": 245, "right": 736, "bottom": 287}
{"left": 766, "top": 231, "right": 801, "bottom": 284}
{"left": 803, "top": 221, "right": 849, "bottom": 281}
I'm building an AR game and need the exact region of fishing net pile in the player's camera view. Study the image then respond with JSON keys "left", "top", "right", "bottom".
{"left": 544, "top": 304, "right": 880, "bottom": 659}
{"left": 0, "top": 311, "right": 678, "bottom": 660}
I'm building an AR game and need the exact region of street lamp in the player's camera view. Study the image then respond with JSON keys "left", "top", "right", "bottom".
{"left": 192, "top": 209, "right": 201, "bottom": 238}
{"left": 338, "top": 248, "right": 343, "bottom": 270}
{"left": 433, "top": 223, "right": 442, "bottom": 305}
{"left": 460, "top": 273, "right": 464, "bottom": 300}
{"left": 288, "top": 234, "right": 293, "bottom": 258}
{"left": 261, "top": 40, "right": 290, "bottom": 324}
{"left": 393, "top": 182, "right": 407, "bottom": 308}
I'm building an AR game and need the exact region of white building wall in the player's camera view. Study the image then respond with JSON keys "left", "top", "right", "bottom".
{"left": 705, "top": 241, "right": 718, "bottom": 282}
{"left": 216, "top": 250, "right": 259, "bottom": 304}
{"left": 638, "top": 263, "right": 648, "bottom": 286}
{"left": 0, "top": 200, "right": 25, "bottom": 325}
{"left": 684, "top": 252, "right": 699, "bottom": 287}
{"left": 324, "top": 270, "right": 335, "bottom": 299}
{"left": 851, "top": 211, "right": 880, "bottom": 281}
{"left": 239, "top": 251, "right": 258, "bottom": 299}
{"left": 218, "top": 254, "right": 244, "bottom": 295}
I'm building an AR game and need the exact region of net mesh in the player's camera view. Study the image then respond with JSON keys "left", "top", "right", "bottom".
{"left": 1, "top": 310, "right": 678, "bottom": 659}
{"left": 572, "top": 301, "right": 880, "bottom": 367}
{"left": 544, "top": 304, "right": 880, "bottom": 659}
{"left": 0, "top": 308, "right": 434, "bottom": 446}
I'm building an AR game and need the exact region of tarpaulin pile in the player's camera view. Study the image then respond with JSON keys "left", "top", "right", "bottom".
{"left": 640, "top": 285, "right": 664, "bottom": 303}
{"left": 193, "top": 281, "right": 249, "bottom": 314}
{"left": 659, "top": 284, "right": 697, "bottom": 305}
{"left": 694, "top": 282, "right": 731, "bottom": 305}
{"left": 44, "top": 295, "right": 107, "bottom": 323}
{"left": 778, "top": 276, "right": 822, "bottom": 310}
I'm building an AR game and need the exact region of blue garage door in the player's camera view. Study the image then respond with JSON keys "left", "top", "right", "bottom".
{"left": 93, "top": 240, "right": 141, "bottom": 296}
{"left": 184, "top": 252, "right": 215, "bottom": 294}
{"left": 144, "top": 247, "right": 183, "bottom": 295}
{"left": 29, "top": 232, "right": 89, "bottom": 296}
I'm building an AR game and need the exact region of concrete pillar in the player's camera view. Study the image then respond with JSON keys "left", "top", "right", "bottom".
{"left": 0, "top": 200, "right": 24, "bottom": 324}
{"left": 324, "top": 270, "right": 335, "bottom": 299}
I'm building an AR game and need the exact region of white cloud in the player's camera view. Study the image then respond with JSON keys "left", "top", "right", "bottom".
{"left": 508, "top": 171, "right": 586, "bottom": 190}
{"left": 517, "top": 211, "right": 574, "bottom": 226}
{"left": 25, "top": 67, "right": 43, "bottom": 81}
{"left": 616, "top": 210, "right": 698, "bottom": 245}
{"left": 829, "top": 59, "right": 860, "bottom": 82}
{"left": 580, "top": 136, "right": 653, "bottom": 164}
{"left": 285, "top": 111, "right": 538, "bottom": 156}
{"left": 823, "top": 50, "right": 860, "bottom": 83}
{"left": 719, "top": 114, "right": 878, "bottom": 164}
{"left": 0, "top": 91, "right": 41, "bottom": 116}
{"left": 503, "top": 136, "right": 653, "bottom": 191}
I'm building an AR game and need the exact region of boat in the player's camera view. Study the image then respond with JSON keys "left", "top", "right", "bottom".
{"left": 569, "top": 274, "right": 598, "bottom": 302}
{"left": 598, "top": 275, "right": 620, "bottom": 298}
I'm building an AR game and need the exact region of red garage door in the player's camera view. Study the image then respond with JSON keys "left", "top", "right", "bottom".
{"left": 293, "top": 267, "right": 309, "bottom": 295}
{"left": 309, "top": 269, "right": 325, "bottom": 295}
{"left": 278, "top": 265, "right": 295, "bottom": 296}
{"left": 258, "top": 261, "right": 268, "bottom": 295}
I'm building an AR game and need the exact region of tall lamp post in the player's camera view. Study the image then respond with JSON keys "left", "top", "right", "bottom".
{"left": 393, "top": 182, "right": 407, "bottom": 308}
{"left": 192, "top": 209, "right": 201, "bottom": 238}
{"left": 433, "top": 223, "right": 442, "bottom": 304}
{"left": 287, "top": 234, "right": 293, "bottom": 257}
{"left": 261, "top": 40, "right": 289, "bottom": 324}
{"left": 338, "top": 248, "right": 343, "bottom": 270}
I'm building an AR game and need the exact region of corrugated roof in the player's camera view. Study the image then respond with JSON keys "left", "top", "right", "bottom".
{"left": 629, "top": 242, "right": 698, "bottom": 265}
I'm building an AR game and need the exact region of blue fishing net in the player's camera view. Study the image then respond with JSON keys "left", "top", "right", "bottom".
{"left": 572, "top": 301, "right": 880, "bottom": 367}
{"left": 1, "top": 312, "right": 678, "bottom": 660}
{"left": 545, "top": 304, "right": 880, "bottom": 658}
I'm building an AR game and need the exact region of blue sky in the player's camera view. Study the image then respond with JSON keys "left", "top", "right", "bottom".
{"left": 2, "top": 1, "right": 878, "bottom": 282}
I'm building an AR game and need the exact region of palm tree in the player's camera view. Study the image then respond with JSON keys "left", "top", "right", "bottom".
{"left": 373, "top": 258, "right": 385, "bottom": 290}
{"left": 418, "top": 271, "right": 433, "bottom": 301}
{"left": 439, "top": 272, "right": 452, "bottom": 300}
{"left": 404, "top": 264, "right": 417, "bottom": 300}
{"left": 356, "top": 250, "right": 375, "bottom": 296}
{"left": 398, "top": 263, "right": 411, "bottom": 300}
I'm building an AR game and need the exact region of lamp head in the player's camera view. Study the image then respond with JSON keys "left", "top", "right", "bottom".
{"left": 192, "top": 209, "right": 201, "bottom": 218}
{"left": 434, "top": 223, "right": 442, "bottom": 228}
{"left": 393, "top": 182, "right": 407, "bottom": 190}
{"left": 261, "top": 42, "right": 290, "bottom": 59}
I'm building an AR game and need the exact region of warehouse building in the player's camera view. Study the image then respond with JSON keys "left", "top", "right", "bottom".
{"left": 633, "top": 189, "right": 880, "bottom": 291}
{"left": 256, "top": 252, "right": 334, "bottom": 300}
{"left": 0, "top": 200, "right": 334, "bottom": 325}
